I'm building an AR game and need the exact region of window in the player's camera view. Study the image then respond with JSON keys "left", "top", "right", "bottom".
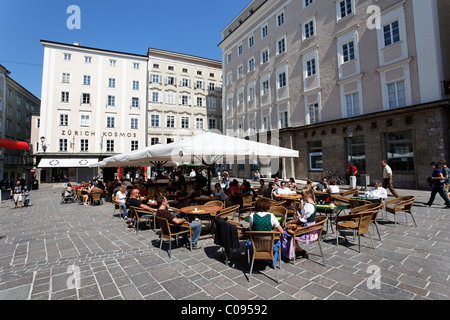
{"left": 181, "top": 116, "right": 189, "bottom": 129}
{"left": 208, "top": 82, "right": 215, "bottom": 91}
{"left": 131, "top": 97, "right": 139, "bottom": 108}
{"left": 106, "top": 116, "right": 115, "bottom": 128}
{"left": 385, "top": 130, "right": 414, "bottom": 172}
{"left": 261, "top": 25, "right": 268, "bottom": 39}
{"left": 348, "top": 135, "right": 366, "bottom": 171}
{"left": 278, "top": 72, "right": 287, "bottom": 88}
{"left": 166, "top": 93, "right": 175, "bottom": 104}
{"left": 208, "top": 97, "right": 216, "bottom": 108}
{"left": 345, "top": 92, "right": 360, "bottom": 117}
{"left": 80, "top": 139, "right": 89, "bottom": 152}
{"left": 387, "top": 80, "right": 406, "bottom": 109}
{"left": 131, "top": 141, "right": 139, "bottom": 151}
{"left": 133, "top": 63, "right": 140, "bottom": 70}
{"left": 107, "top": 95, "right": 115, "bottom": 106}
{"left": 342, "top": 41, "right": 355, "bottom": 63}
{"left": 338, "top": 0, "right": 353, "bottom": 19}
{"left": 308, "top": 103, "right": 320, "bottom": 124}
{"left": 181, "top": 95, "right": 189, "bottom": 106}
{"left": 83, "top": 75, "right": 91, "bottom": 85}
{"left": 106, "top": 140, "right": 115, "bottom": 152}
{"left": 166, "top": 115, "right": 175, "bottom": 128}
{"left": 306, "top": 58, "right": 316, "bottom": 77}
{"left": 384, "top": 21, "right": 400, "bottom": 47}
{"left": 280, "top": 111, "right": 289, "bottom": 128}
{"left": 152, "top": 74, "right": 160, "bottom": 83}
{"left": 196, "top": 118, "right": 204, "bottom": 130}
{"left": 132, "top": 80, "right": 139, "bottom": 90}
{"left": 108, "top": 78, "right": 116, "bottom": 88}
{"left": 196, "top": 97, "right": 203, "bottom": 107}
{"left": 248, "top": 36, "right": 254, "bottom": 48}
{"left": 152, "top": 92, "right": 160, "bottom": 103}
{"left": 303, "top": 19, "right": 315, "bottom": 39}
{"left": 262, "top": 80, "right": 269, "bottom": 95}
{"left": 62, "top": 73, "right": 71, "bottom": 83}
{"left": 61, "top": 91, "right": 69, "bottom": 102}
{"left": 195, "top": 80, "right": 204, "bottom": 89}
{"left": 237, "top": 44, "right": 243, "bottom": 56}
{"left": 226, "top": 72, "right": 233, "bottom": 85}
{"left": 308, "top": 141, "right": 323, "bottom": 171}
{"left": 59, "top": 139, "right": 68, "bottom": 151}
{"left": 82, "top": 93, "right": 90, "bottom": 104}
{"left": 181, "top": 78, "right": 190, "bottom": 87}
{"left": 277, "top": 37, "right": 286, "bottom": 55}
{"left": 80, "top": 114, "right": 90, "bottom": 127}
{"left": 261, "top": 48, "right": 269, "bottom": 64}
{"left": 150, "top": 114, "right": 159, "bottom": 127}
{"left": 304, "top": 0, "right": 314, "bottom": 7}
{"left": 277, "top": 12, "right": 285, "bottom": 27}
{"left": 248, "top": 86, "right": 255, "bottom": 101}
{"left": 262, "top": 116, "right": 270, "bottom": 131}
{"left": 63, "top": 53, "right": 71, "bottom": 61}
{"left": 110, "top": 59, "right": 116, "bottom": 67}
{"left": 227, "top": 53, "right": 232, "bottom": 64}
{"left": 168, "top": 66, "right": 174, "bottom": 71}
{"left": 130, "top": 118, "right": 139, "bottom": 129}
{"left": 208, "top": 118, "right": 216, "bottom": 130}
{"left": 166, "top": 76, "right": 175, "bottom": 85}
{"left": 237, "top": 65, "right": 243, "bottom": 79}
{"left": 59, "top": 114, "right": 69, "bottom": 126}
{"left": 153, "top": 64, "right": 159, "bottom": 69}
{"left": 84, "top": 56, "right": 92, "bottom": 63}
{"left": 151, "top": 138, "right": 160, "bottom": 145}
{"left": 248, "top": 57, "right": 255, "bottom": 72}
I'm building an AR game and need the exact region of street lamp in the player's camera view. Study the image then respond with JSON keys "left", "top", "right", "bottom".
{"left": 40, "top": 136, "right": 47, "bottom": 153}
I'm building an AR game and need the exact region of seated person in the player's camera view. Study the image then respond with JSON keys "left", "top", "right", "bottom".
{"left": 365, "top": 180, "right": 387, "bottom": 200}
{"left": 156, "top": 195, "right": 202, "bottom": 249}
{"left": 175, "top": 184, "right": 188, "bottom": 202}
{"left": 262, "top": 182, "right": 274, "bottom": 199}
{"left": 304, "top": 179, "right": 317, "bottom": 194}
{"left": 128, "top": 189, "right": 157, "bottom": 214}
{"left": 165, "top": 181, "right": 177, "bottom": 196}
{"left": 23, "top": 187, "right": 30, "bottom": 207}
{"left": 64, "top": 183, "right": 74, "bottom": 197}
{"left": 316, "top": 178, "right": 328, "bottom": 192}
{"left": 229, "top": 179, "right": 242, "bottom": 205}
{"left": 90, "top": 183, "right": 103, "bottom": 195}
{"left": 241, "top": 179, "right": 253, "bottom": 196}
{"left": 273, "top": 181, "right": 294, "bottom": 198}
{"left": 287, "top": 177, "right": 298, "bottom": 191}
{"left": 327, "top": 179, "right": 340, "bottom": 195}
{"left": 255, "top": 179, "right": 267, "bottom": 196}
{"left": 115, "top": 185, "right": 128, "bottom": 219}
{"left": 211, "top": 183, "right": 227, "bottom": 201}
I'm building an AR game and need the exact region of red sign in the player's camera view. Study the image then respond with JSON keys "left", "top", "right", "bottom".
{"left": 30, "top": 169, "right": 36, "bottom": 173}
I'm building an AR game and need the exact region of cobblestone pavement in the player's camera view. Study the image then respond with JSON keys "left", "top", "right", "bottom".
{"left": 0, "top": 183, "right": 449, "bottom": 301}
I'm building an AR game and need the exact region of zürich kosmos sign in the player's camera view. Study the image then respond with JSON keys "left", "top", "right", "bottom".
{"left": 61, "top": 130, "right": 137, "bottom": 138}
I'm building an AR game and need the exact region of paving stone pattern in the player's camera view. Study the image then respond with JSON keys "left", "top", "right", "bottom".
{"left": 0, "top": 184, "right": 449, "bottom": 300}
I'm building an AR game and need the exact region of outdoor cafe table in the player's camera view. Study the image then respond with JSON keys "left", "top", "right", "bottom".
{"left": 315, "top": 204, "right": 349, "bottom": 237}
{"left": 180, "top": 205, "right": 222, "bottom": 238}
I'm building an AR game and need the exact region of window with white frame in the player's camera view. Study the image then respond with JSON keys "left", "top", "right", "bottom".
{"left": 107, "top": 95, "right": 115, "bottom": 106}
{"left": 280, "top": 110, "right": 289, "bottom": 128}
{"left": 208, "top": 97, "right": 216, "bottom": 108}
{"left": 80, "top": 139, "right": 89, "bottom": 152}
{"left": 261, "top": 24, "right": 268, "bottom": 39}
{"left": 80, "top": 114, "right": 90, "bottom": 127}
{"left": 278, "top": 72, "right": 287, "bottom": 88}
{"left": 131, "top": 141, "right": 139, "bottom": 151}
{"left": 82, "top": 93, "right": 90, "bottom": 104}
{"left": 108, "top": 78, "right": 116, "bottom": 88}
{"left": 166, "top": 93, "right": 175, "bottom": 104}
{"left": 152, "top": 92, "right": 160, "bottom": 103}
{"left": 261, "top": 48, "right": 269, "bottom": 64}
{"left": 109, "top": 59, "right": 116, "bottom": 67}
{"left": 226, "top": 72, "right": 233, "bottom": 85}
{"left": 166, "top": 76, "right": 175, "bottom": 85}
{"left": 337, "top": 0, "right": 353, "bottom": 20}
{"left": 277, "top": 37, "right": 286, "bottom": 55}
{"left": 132, "top": 80, "right": 139, "bottom": 90}
{"left": 59, "top": 139, "right": 68, "bottom": 151}
{"left": 383, "top": 21, "right": 400, "bottom": 47}
{"left": 303, "top": 18, "right": 315, "bottom": 40}
{"left": 151, "top": 74, "right": 160, "bottom": 83}
{"left": 262, "top": 115, "right": 270, "bottom": 131}
{"left": 196, "top": 97, "right": 204, "bottom": 107}
{"left": 150, "top": 114, "right": 159, "bottom": 127}
{"left": 304, "top": 0, "right": 314, "bottom": 8}
{"left": 248, "top": 85, "right": 255, "bottom": 101}
{"left": 306, "top": 58, "right": 316, "bottom": 77}
{"left": 342, "top": 41, "right": 355, "bottom": 63}
{"left": 166, "top": 115, "right": 175, "bottom": 128}
{"left": 180, "top": 95, "right": 189, "bottom": 106}
{"left": 248, "top": 35, "right": 254, "bottom": 48}
{"left": 133, "top": 63, "right": 140, "bottom": 70}
{"left": 227, "top": 52, "right": 232, "bottom": 64}
{"left": 106, "top": 116, "right": 115, "bottom": 128}
{"left": 181, "top": 116, "right": 189, "bottom": 129}
{"left": 237, "top": 44, "right": 243, "bottom": 56}
{"left": 248, "top": 57, "right": 255, "bottom": 72}
{"left": 62, "top": 73, "right": 71, "bottom": 83}
{"left": 59, "top": 113, "right": 69, "bottom": 126}
{"left": 387, "top": 80, "right": 406, "bottom": 109}
{"left": 83, "top": 75, "right": 91, "bottom": 86}
{"left": 345, "top": 92, "right": 360, "bottom": 117}
{"left": 308, "top": 103, "right": 320, "bottom": 124}
{"left": 180, "top": 78, "right": 190, "bottom": 87}
{"left": 208, "top": 118, "right": 216, "bottom": 130}
{"left": 131, "top": 97, "right": 139, "bottom": 108}
{"left": 277, "top": 12, "right": 285, "bottom": 27}
{"left": 63, "top": 53, "right": 71, "bottom": 61}
{"left": 237, "top": 65, "right": 243, "bottom": 79}
{"left": 195, "top": 80, "right": 204, "bottom": 89}
{"left": 262, "top": 80, "right": 269, "bottom": 95}
{"left": 61, "top": 91, "right": 69, "bottom": 102}
{"left": 130, "top": 117, "right": 139, "bottom": 129}
{"left": 84, "top": 56, "right": 92, "bottom": 63}
{"left": 106, "top": 140, "right": 114, "bottom": 152}
{"left": 196, "top": 118, "right": 203, "bottom": 130}
{"left": 151, "top": 138, "right": 159, "bottom": 145}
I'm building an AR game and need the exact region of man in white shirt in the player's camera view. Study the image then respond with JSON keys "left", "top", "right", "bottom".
{"left": 382, "top": 160, "right": 399, "bottom": 198}
{"left": 189, "top": 169, "right": 196, "bottom": 177}
{"left": 273, "top": 181, "right": 294, "bottom": 198}
{"left": 366, "top": 181, "right": 387, "bottom": 199}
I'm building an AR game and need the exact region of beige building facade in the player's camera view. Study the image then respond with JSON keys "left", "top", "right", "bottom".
{"left": 147, "top": 48, "right": 222, "bottom": 145}
{"left": 38, "top": 41, "right": 148, "bottom": 183}
{"left": 219, "top": 0, "right": 450, "bottom": 189}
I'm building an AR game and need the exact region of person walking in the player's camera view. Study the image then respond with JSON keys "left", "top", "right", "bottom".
{"left": 425, "top": 162, "right": 450, "bottom": 208}
{"left": 381, "top": 160, "right": 399, "bottom": 198}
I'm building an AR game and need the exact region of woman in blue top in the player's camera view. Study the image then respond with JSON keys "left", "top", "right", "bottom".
{"left": 425, "top": 162, "right": 450, "bottom": 208}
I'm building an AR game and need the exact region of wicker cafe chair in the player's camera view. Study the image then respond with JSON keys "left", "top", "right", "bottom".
{"left": 215, "top": 204, "right": 240, "bottom": 221}
{"left": 349, "top": 198, "right": 372, "bottom": 209}
{"left": 290, "top": 216, "right": 328, "bottom": 266}
{"left": 269, "top": 206, "right": 288, "bottom": 228}
{"left": 112, "top": 198, "right": 122, "bottom": 218}
{"left": 173, "top": 198, "right": 191, "bottom": 209}
{"left": 330, "top": 195, "right": 351, "bottom": 208}
{"left": 340, "top": 189, "right": 358, "bottom": 197}
{"left": 336, "top": 210, "right": 375, "bottom": 253}
{"left": 129, "top": 206, "right": 156, "bottom": 235}
{"left": 245, "top": 231, "right": 282, "bottom": 283}
{"left": 204, "top": 200, "right": 225, "bottom": 208}
{"left": 385, "top": 196, "right": 416, "bottom": 227}
{"left": 352, "top": 203, "right": 383, "bottom": 241}
{"left": 157, "top": 217, "right": 192, "bottom": 258}
{"left": 242, "top": 196, "right": 253, "bottom": 211}
{"left": 91, "top": 192, "right": 102, "bottom": 206}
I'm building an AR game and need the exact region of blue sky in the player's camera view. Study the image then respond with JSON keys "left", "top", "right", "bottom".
{"left": 0, "top": 0, "right": 250, "bottom": 99}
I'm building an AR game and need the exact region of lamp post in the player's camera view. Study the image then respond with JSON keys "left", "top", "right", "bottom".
{"left": 40, "top": 136, "right": 47, "bottom": 153}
